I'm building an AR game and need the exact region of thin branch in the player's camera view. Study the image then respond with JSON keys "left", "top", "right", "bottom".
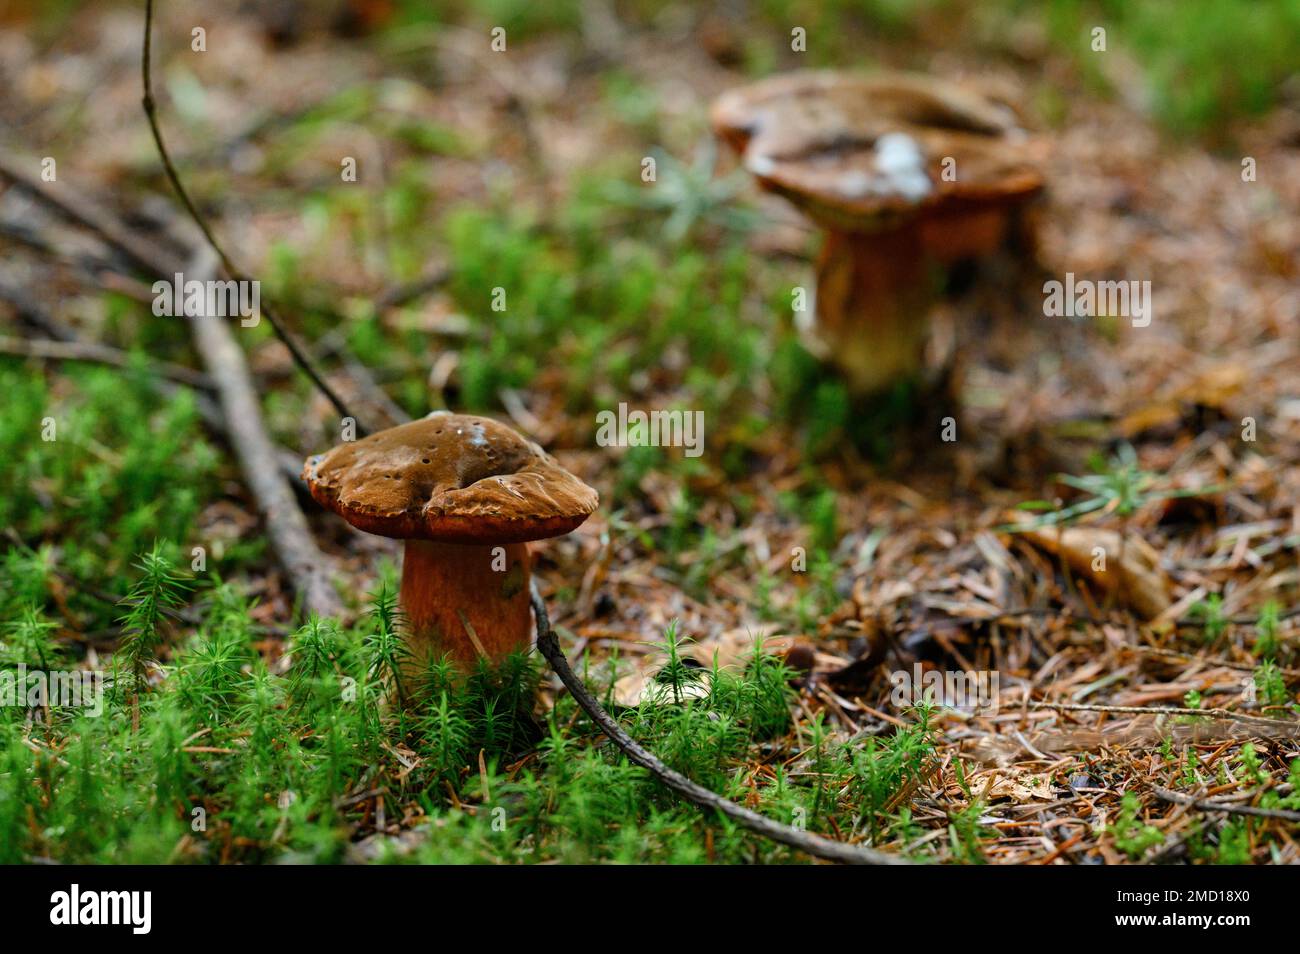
{"left": 373, "top": 263, "right": 451, "bottom": 311}
{"left": 0, "top": 333, "right": 215, "bottom": 390}
{"left": 184, "top": 247, "right": 342, "bottom": 618}
{"left": 141, "top": 0, "right": 365, "bottom": 432}
{"left": 1029, "top": 700, "right": 1297, "bottom": 728}
{"left": 1129, "top": 644, "right": 1300, "bottom": 680}
{"left": 1151, "top": 786, "right": 1300, "bottom": 824}
{"left": 530, "top": 583, "right": 910, "bottom": 865}
{"left": 314, "top": 331, "right": 411, "bottom": 427}
{"left": 0, "top": 270, "right": 306, "bottom": 491}
{"left": 0, "top": 147, "right": 181, "bottom": 276}
{"left": 952, "top": 604, "right": 1300, "bottom": 630}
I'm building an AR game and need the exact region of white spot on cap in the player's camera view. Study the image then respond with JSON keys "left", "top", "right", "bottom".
{"left": 873, "top": 132, "right": 931, "bottom": 203}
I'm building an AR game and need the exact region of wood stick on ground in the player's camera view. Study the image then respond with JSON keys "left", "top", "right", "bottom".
{"left": 1130, "top": 644, "right": 1300, "bottom": 680}
{"left": 0, "top": 148, "right": 181, "bottom": 276}
{"left": 530, "top": 583, "right": 910, "bottom": 865}
{"left": 0, "top": 146, "right": 384, "bottom": 441}
{"left": 0, "top": 271, "right": 78, "bottom": 342}
{"left": 0, "top": 334, "right": 215, "bottom": 390}
{"left": 1151, "top": 786, "right": 1300, "bottom": 823}
{"left": 141, "top": 0, "right": 364, "bottom": 434}
{"left": 0, "top": 283, "right": 306, "bottom": 491}
{"left": 373, "top": 263, "right": 451, "bottom": 311}
{"left": 1029, "top": 700, "right": 1296, "bottom": 728}
{"left": 950, "top": 604, "right": 1300, "bottom": 631}
{"left": 314, "top": 332, "right": 411, "bottom": 428}
{"left": 186, "top": 248, "right": 342, "bottom": 618}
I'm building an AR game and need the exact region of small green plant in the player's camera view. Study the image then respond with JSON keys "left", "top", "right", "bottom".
{"left": 1110, "top": 792, "right": 1164, "bottom": 859}
{"left": 1252, "top": 601, "right": 1281, "bottom": 660}
{"left": 1010, "top": 444, "right": 1210, "bottom": 531}
{"left": 1, "top": 603, "right": 63, "bottom": 671}
{"left": 287, "top": 616, "right": 346, "bottom": 712}
{"left": 599, "top": 142, "right": 758, "bottom": 243}
{"left": 1237, "top": 743, "right": 1268, "bottom": 788}
{"left": 947, "top": 796, "right": 990, "bottom": 865}
{"left": 1189, "top": 594, "right": 1227, "bottom": 643}
{"left": 849, "top": 707, "right": 935, "bottom": 840}
{"left": 363, "top": 582, "right": 410, "bottom": 703}
{"left": 1180, "top": 745, "right": 1202, "bottom": 788}
{"left": 1274, "top": 759, "right": 1300, "bottom": 811}
{"left": 116, "top": 543, "right": 191, "bottom": 699}
{"left": 1253, "top": 662, "right": 1289, "bottom": 709}
{"left": 1211, "top": 820, "right": 1252, "bottom": 865}
{"left": 649, "top": 620, "right": 704, "bottom": 706}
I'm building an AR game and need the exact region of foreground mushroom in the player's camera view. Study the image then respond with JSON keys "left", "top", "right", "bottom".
{"left": 712, "top": 71, "right": 1045, "bottom": 395}
{"left": 304, "top": 412, "right": 597, "bottom": 670}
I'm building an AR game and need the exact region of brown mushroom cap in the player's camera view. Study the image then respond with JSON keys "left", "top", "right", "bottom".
{"left": 304, "top": 412, "right": 598, "bottom": 544}
{"left": 711, "top": 71, "right": 1045, "bottom": 233}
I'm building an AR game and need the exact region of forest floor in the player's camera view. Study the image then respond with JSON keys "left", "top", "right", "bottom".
{"left": 0, "top": 0, "right": 1297, "bottom": 864}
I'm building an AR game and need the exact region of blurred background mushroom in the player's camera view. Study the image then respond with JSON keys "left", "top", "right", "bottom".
{"left": 304, "top": 412, "right": 597, "bottom": 675}
{"left": 713, "top": 71, "right": 1046, "bottom": 398}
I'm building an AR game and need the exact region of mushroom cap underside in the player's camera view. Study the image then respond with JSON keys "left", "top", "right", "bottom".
{"left": 304, "top": 412, "right": 598, "bottom": 543}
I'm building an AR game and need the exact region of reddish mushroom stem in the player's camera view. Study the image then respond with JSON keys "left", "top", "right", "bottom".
{"left": 811, "top": 224, "right": 937, "bottom": 395}
{"left": 399, "top": 539, "right": 532, "bottom": 670}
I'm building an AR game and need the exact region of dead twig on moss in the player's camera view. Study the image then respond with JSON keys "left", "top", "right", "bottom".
{"left": 373, "top": 263, "right": 452, "bottom": 312}
{"left": 141, "top": 0, "right": 365, "bottom": 433}
{"left": 0, "top": 225, "right": 308, "bottom": 492}
{"left": 530, "top": 582, "right": 909, "bottom": 865}
{"left": 0, "top": 148, "right": 180, "bottom": 276}
{"left": 312, "top": 332, "right": 411, "bottom": 428}
{"left": 1029, "top": 700, "right": 1296, "bottom": 729}
{"left": 947, "top": 604, "right": 1300, "bottom": 631}
{"left": 0, "top": 334, "right": 215, "bottom": 390}
{"left": 184, "top": 247, "right": 342, "bottom": 618}
{"left": 1151, "top": 786, "right": 1300, "bottom": 823}
{"left": 1129, "top": 644, "right": 1300, "bottom": 680}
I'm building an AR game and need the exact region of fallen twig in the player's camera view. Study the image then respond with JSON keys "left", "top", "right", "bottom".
{"left": 950, "top": 604, "right": 1300, "bottom": 631}
{"left": 0, "top": 147, "right": 180, "bottom": 276}
{"left": 374, "top": 263, "right": 452, "bottom": 311}
{"left": 1029, "top": 700, "right": 1297, "bottom": 729}
{"left": 314, "top": 332, "right": 411, "bottom": 428}
{"left": 530, "top": 583, "right": 909, "bottom": 865}
{"left": 0, "top": 333, "right": 215, "bottom": 390}
{"left": 184, "top": 247, "right": 342, "bottom": 618}
{"left": 1130, "top": 644, "right": 1300, "bottom": 680}
{"left": 141, "top": 0, "right": 365, "bottom": 433}
{"left": 1151, "top": 786, "right": 1300, "bottom": 823}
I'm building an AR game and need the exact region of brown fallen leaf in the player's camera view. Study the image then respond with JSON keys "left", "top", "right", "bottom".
{"left": 977, "top": 774, "right": 1057, "bottom": 804}
{"left": 1118, "top": 362, "right": 1246, "bottom": 438}
{"left": 1017, "top": 524, "right": 1172, "bottom": 619}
